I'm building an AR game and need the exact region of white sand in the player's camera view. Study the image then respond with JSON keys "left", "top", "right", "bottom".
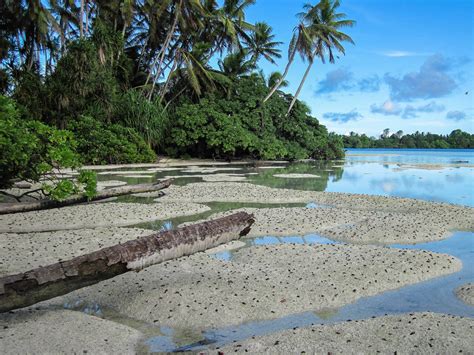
{"left": 456, "top": 283, "right": 474, "bottom": 306}
{"left": 216, "top": 312, "right": 474, "bottom": 354}
{"left": 0, "top": 227, "right": 151, "bottom": 275}
{"left": 0, "top": 309, "right": 142, "bottom": 354}
{"left": 49, "top": 243, "right": 460, "bottom": 329}
{"left": 0, "top": 202, "right": 210, "bottom": 233}
{"left": 190, "top": 206, "right": 473, "bottom": 244}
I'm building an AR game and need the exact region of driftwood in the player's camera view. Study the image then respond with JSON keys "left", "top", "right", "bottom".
{"left": 0, "top": 179, "right": 172, "bottom": 215}
{"left": 0, "top": 212, "right": 254, "bottom": 313}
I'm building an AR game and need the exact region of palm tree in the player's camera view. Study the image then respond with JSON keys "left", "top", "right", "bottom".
{"left": 286, "top": 0, "right": 355, "bottom": 115}
{"left": 267, "top": 71, "right": 288, "bottom": 89}
{"left": 218, "top": 50, "right": 255, "bottom": 78}
{"left": 263, "top": 22, "right": 312, "bottom": 102}
{"left": 244, "top": 22, "right": 282, "bottom": 65}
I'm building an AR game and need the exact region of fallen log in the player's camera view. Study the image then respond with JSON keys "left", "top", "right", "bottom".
{"left": 0, "top": 211, "right": 254, "bottom": 313}
{"left": 0, "top": 179, "right": 172, "bottom": 215}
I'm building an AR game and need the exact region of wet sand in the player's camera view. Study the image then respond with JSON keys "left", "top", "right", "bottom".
{"left": 456, "top": 283, "right": 474, "bottom": 306}
{"left": 29, "top": 243, "right": 460, "bottom": 329}
{"left": 0, "top": 202, "right": 210, "bottom": 233}
{"left": 216, "top": 312, "right": 474, "bottom": 354}
{"left": 187, "top": 205, "right": 473, "bottom": 244}
{"left": 0, "top": 309, "right": 142, "bottom": 354}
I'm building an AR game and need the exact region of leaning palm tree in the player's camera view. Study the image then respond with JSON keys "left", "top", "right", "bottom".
{"left": 262, "top": 22, "right": 313, "bottom": 102}
{"left": 286, "top": 0, "right": 355, "bottom": 115}
{"left": 244, "top": 22, "right": 282, "bottom": 65}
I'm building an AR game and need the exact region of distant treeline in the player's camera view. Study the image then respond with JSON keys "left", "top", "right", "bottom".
{"left": 341, "top": 129, "right": 474, "bottom": 149}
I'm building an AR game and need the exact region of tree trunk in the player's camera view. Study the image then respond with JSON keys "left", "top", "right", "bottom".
{"left": 79, "top": 0, "right": 84, "bottom": 38}
{"left": 286, "top": 59, "right": 314, "bottom": 116}
{"left": 263, "top": 48, "right": 296, "bottom": 103}
{"left": 159, "top": 54, "right": 179, "bottom": 103}
{"left": 0, "top": 179, "right": 172, "bottom": 215}
{"left": 146, "top": 0, "right": 182, "bottom": 100}
{"left": 0, "top": 212, "right": 255, "bottom": 313}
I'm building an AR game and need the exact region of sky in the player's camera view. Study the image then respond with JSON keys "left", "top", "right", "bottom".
{"left": 246, "top": 0, "right": 474, "bottom": 137}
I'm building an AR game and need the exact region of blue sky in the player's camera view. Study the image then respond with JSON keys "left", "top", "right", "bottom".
{"left": 246, "top": 0, "right": 474, "bottom": 137}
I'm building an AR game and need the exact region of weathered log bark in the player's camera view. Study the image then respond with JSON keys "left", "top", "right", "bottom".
{"left": 0, "top": 212, "right": 255, "bottom": 313}
{"left": 0, "top": 179, "right": 172, "bottom": 215}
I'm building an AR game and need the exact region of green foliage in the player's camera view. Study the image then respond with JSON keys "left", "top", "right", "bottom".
{"left": 341, "top": 130, "right": 474, "bottom": 149}
{"left": 43, "top": 39, "right": 121, "bottom": 127}
{"left": 70, "top": 116, "right": 156, "bottom": 165}
{"left": 166, "top": 74, "right": 343, "bottom": 160}
{"left": 78, "top": 171, "right": 98, "bottom": 200}
{"left": 0, "top": 96, "right": 97, "bottom": 201}
{"left": 113, "top": 90, "right": 169, "bottom": 148}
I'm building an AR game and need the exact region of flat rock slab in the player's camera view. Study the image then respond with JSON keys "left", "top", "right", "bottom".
{"left": 0, "top": 309, "right": 142, "bottom": 354}
{"left": 182, "top": 205, "right": 473, "bottom": 244}
{"left": 0, "top": 202, "right": 210, "bottom": 233}
{"left": 456, "top": 283, "right": 474, "bottom": 306}
{"left": 0, "top": 227, "right": 151, "bottom": 276}
{"left": 216, "top": 312, "right": 474, "bottom": 354}
{"left": 50, "top": 243, "right": 460, "bottom": 329}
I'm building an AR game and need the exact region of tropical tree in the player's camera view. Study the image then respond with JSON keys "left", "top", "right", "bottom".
{"left": 263, "top": 22, "right": 313, "bottom": 102}
{"left": 218, "top": 50, "right": 255, "bottom": 78}
{"left": 286, "top": 0, "right": 355, "bottom": 115}
{"left": 244, "top": 22, "right": 282, "bottom": 65}
{"left": 267, "top": 71, "right": 289, "bottom": 89}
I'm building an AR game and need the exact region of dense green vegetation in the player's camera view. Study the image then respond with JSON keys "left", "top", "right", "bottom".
{"left": 0, "top": 96, "right": 96, "bottom": 201}
{"left": 341, "top": 129, "right": 474, "bottom": 149}
{"left": 0, "top": 0, "right": 356, "bottom": 194}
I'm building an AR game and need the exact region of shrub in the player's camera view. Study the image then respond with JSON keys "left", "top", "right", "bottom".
{"left": 113, "top": 90, "right": 169, "bottom": 148}
{"left": 70, "top": 116, "right": 156, "bottom": 165}
{"left": 0, "top": 96, "right": 96, "bottom": 200}
{"left": 165, "top": 74, "right": 344, "bottom": 160}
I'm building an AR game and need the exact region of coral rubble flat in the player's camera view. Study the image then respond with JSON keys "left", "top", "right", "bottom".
{"left": 0, "top": 202, "right": 210, "bottom": 233}
{"left": 49, "top": 243, "right": 460, "bottom": 329}
{"left": 216, "top": 312, "right": 474, "bottom": 354}
{"left": 456, "top": 283, "right": 474, "bottom": 306}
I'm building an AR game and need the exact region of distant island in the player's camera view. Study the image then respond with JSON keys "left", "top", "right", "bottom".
{"left": 340, "top": 129, "right": 474, "bottom": 149}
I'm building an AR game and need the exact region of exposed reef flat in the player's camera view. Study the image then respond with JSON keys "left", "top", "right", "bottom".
{"left": 215, "top": 312, "right": 474, "bottom": 354}
{"left": 49, "top": 243, "right": 460, "bottom": 329}
{"left": 456, "top": 283, "right": 474, "bottom": 306}
{"left": 0, "top": 202, "right": 210, "bottom": 233}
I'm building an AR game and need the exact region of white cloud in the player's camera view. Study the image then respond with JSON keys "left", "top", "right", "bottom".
{"left": 379, "top": 50, "right": 430, "bottom": 57}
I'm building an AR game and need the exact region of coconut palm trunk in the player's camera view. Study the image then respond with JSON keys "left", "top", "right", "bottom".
{"left": 263, "top": 47, "right": 296, "bottom": 102}
{"left": 79, "top": 0, "right": 84, "bottom": 38}
{"left": 286, "top": 58, "right": 314, "bottom": 116}
{"left": 0, "top": 212, "right": 255, "bottom": 313}
{"left": 146, "top": 0, "right": 182, "bottom": 100}
{"left": 0, "top": 180, "right": 172, "bottom": 215}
